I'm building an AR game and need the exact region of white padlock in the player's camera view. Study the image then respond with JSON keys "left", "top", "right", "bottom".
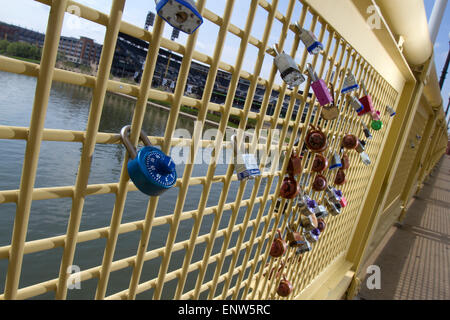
{"left": 295, "top": 22, "right": 323, "bottom": 55}
{"left": 341, "top": 72, "right": 359, "bottom": 94}
{"left": 156, "top": 0, "right": 203, "bottom": 34}
{"left": 232, "top": 135, "right": 261, "bottom": 181}
{"left": 273, "top": 45, "right": 305, "bottom": 87}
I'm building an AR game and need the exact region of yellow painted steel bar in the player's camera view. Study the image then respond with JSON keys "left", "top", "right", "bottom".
{"left": 207, "top": 0, "right": 281, "bottom": 299}
{"left": 55, "top": 0, "right": 126, "bottom": 300}
{"left": 127, "top": 0, "right": 207, "bottom": 300}
{"left": 3, "top": 0, "right": 69, "bottom": 300}
{"left": 95, "top": 14, "right": 166, "bottom": 299}
{"left": 173, "top": 0, "right": 259, "bottom": 299}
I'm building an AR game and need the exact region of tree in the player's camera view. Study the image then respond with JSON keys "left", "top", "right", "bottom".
{"left": 0, "top": 40, "right": 9, "bottom": 54}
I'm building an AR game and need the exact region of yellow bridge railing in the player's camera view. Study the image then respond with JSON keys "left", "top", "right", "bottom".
{"left": 0, "top": 0, "right": 447, "bottom": 300}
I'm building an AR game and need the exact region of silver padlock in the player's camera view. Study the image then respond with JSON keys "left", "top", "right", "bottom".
{"left": 295, "top": 22, "right": 323, "bottom": 55}
{"left": 273, "top": 45, "right": 305, "bottom": 87}
{"left": 156, "top": 0, "right": 203, "bottom": 34}
{"left": 300, "top": 213, "right": 318, "bottom": 231}
{"left": 232, "top": 134, "right": 261, "bottom": 181}
{"left": 341, "top": 71, "right": 359, "bottom": 94}
{"left": 329, "top": 152, "right": 342, "bottom": 170}
{"left": 360, "top": 151, "right": 371, "bottom": 166}
{"left": 386, "top": 105, "right": 396, "bottom": 117}
{"left": 299, "top": 195, "right": 317, "bottom": 216}
{"left": 349, "top": 96, "right": 364, "bottom": 113}
{"left": 314, "top": 204, "right": 329, "bottom": 219}
{"left": 325, "top": 196, "right": 342, "bottom": 216}
{"left": 355, "top": 139, "right": 366, "bottom": 153}
{"left": 304, "top": 228, "right": 320, "bottom": 243}
{"left": 362, "top": 122, "right": 373, "bottom": 140}
{"left": 295, "top": 238, "right": 312, "bottom": 255}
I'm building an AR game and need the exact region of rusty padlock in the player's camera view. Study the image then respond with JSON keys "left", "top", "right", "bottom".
{"left": 300, "top": 213, "right": 318, "bottom": 231}
{"left": 286, "top": 226, "right": 304, "bottom": 248}
{"left": 317, "top": 218, "right": 326, "bottom": 233}
{"left": 280, "top": 175, "right": 300, "bottom": 199}
{"left": 277, "top": 276, "right": 293, "bottom": 297}
{"left": 305, "top": 124, "right": 328, "bottom": 153}
{"left": 334, "top": 168, "right": 346, "bottom": 185}
{"left": 287, "top": 150, "right": 303, "bottom": 176}
{"left": 341, "top": 153, "right": 350, "bottom": 170}
{"left": 270, "top": 229, "right": 288, "bottom": 258}
{"left": 312, "top": 174, "right": 328, "bottom": 192}
{"left": 311, "top": 153, "right": 328, "bottom": 172}
{"left": 342, "top": 134, "right": 359, "bottom": 150}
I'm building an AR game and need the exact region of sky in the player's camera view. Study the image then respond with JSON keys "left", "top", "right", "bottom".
{"left": 0, "top": 0, "right": 449, "bottom": 128}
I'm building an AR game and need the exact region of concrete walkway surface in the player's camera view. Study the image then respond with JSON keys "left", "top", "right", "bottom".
{"left": 358, "top": 155, "right": 450, "bottom": 300}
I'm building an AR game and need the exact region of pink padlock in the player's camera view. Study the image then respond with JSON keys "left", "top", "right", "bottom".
{"left": 306, "top": 63, "right": 333, "bottom": 107}
{"left": 358, "top": 80, "right": 375, "bottom": 116}
{"left": 340, "top": 196, "right": 348, "bottom": 208}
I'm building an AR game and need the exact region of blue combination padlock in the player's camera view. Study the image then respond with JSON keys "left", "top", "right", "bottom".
{"left": 120, "top": 125, "right": 177, "bottom": 196}
{"left": 156, "top": 0, "right": 203, "bottom": 34}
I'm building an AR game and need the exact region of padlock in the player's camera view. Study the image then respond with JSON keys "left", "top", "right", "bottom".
{"left": 362, "top": 122, "right": 373, "bottom": 140}
{"left": 286, "top": 226, "right": 304, "bottom": 248}
{"left": 304, "top": 228, "right": 320, "bottom": 243}
{"left": 311, "top": 153, "right": 328, "bottom": 172}
{"left": 156, "top": 0, "right": 203, "bottom": 34}
{"left": 306, "top": 63, "right": 334, "bottom": 107}
{"left": 313, "top": 204, "right": 329, "bottom": 219}
{"left": 334, "top": 168, "right": 346, "bottom": 186}
{"left": 273, "top": 46, "right": 306, "bottom": 87}
{"left": 296, "top": 23, "right": 324, "bottom": 55}
{"left": 371, "top": 113, "right": 383, "bottom": 131}
{"left": 317, "top": 218, "right": 326, "bottom": 233}
{"left": 232, "top": 134, "right": 261, "bottom": 181}
{"left": 298, "top": 195, "right": 317, "bottom": 216}
{"left": 341, "top": 152, "right": 350, "bottom": 170}
{"left": 277, "top": 276, "right": 293, "bottom": 297}
{"left": 357, "top": 79, "right": 375, "bottom": 116}
{"left": 355, "top": 139, "right": 366, "bottom": 153}
{"left": 340, "top": 196, "right": 348, "bottom": 208}
{"left": 342, "top": 134, "right": 359, "bottom": 150}
{"left": 341, "top": 71, "right": 359, "bottom": 94}
{"left": 360, "top": 151, "right": 371, "bottom": 165}
{"left": 312, "top": 174, "right": 327, "bottom": 192}
{"left": 280, "top": 175, "right": 300, "bottom": 199}
{"left": 326, "top": 186, "right": 342, "bottom": 203}
{"left": 321, "top": 71, "right": 340, "bottom": 121}
{"left": 286, "top": 150, "right": 303, "bottom": 176}
{"left": 305, "top": 124, "right": 328, "bottom": 152}
{"left": 270, "top": 229, "right": 288, "bottom": 258}
{"left": 329, "top": 152, "right": 342, "bottom": 170}
{"left": 120, "top": 125, "right": 177, "bottom": 196}
{"left": 325, "top": 197, "right": 342, "bottom": 216}
{"left": 274, "top": 199, "right": 288, "bottom": 214}
{"left": 295, "top": 239, "right": 312, "bottom": 255}
{"left": 386, "top": 105, "right": 396, "bottom": 117}
{"left": 300, "top": 214, "right": 318, "bottom": 231}
{"left": 349, "top": 96, "right": 364, "bottom": 114}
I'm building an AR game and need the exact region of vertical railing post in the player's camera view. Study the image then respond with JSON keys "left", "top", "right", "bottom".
{"left": 4, "top": 0, "right": 68, "bottom": 300}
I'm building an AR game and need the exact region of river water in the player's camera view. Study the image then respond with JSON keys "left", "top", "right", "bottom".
{"left": 0, "top": 71, "right": 280, "bottom": 299}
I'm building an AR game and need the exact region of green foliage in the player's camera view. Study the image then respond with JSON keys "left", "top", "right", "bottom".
{"left": 0, "top": 40, "right": 42, "bottom": 61}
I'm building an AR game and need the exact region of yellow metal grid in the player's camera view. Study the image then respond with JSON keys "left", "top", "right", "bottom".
{"left": 2, "top": 0, "right": 438, "bottom": 301}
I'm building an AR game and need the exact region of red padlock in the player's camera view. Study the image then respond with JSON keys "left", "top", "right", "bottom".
{"left": 286, "top": 226, "right": 305, "bottom": 248}
{"left": 270, "top": 229, "right": 288, "bottom": 258}
{"left": 280, "top": 175, "right": 300, "bottom": 199}
{"left": 277, "top": 276, "right": 293, "bottom": 297}
{"left": 334, "top": 168, "right": 346, "bottom": 185}
{"left": 342, "top": 134, "right": 359, "bottom": 150}
{"left": 305, "top": 125, "right": 328, "bottom": 153}
{"left": 312, "top": 174, "right": 327, "bottom": 192}
{"left": 287, "top": 151, "right": 303, "bottom": 176}
{"left": 311, "top": 153, "right": 328, "bottom": 172}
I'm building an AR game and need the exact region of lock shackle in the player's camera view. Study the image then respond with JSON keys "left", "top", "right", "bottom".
{"left": 231, "top": 134, "right": 244, "bottom": 156}
{"left": 272, "top": 44, "right": 281, "bottom": 56}
{"left": 120, "top": 125, "right": 152, "bottom": 160}
{"left": 306, "top": 63, "right": 318, "bottom": 82}
{"left": 361, "top": 79, "right": 368, "bottom": 96}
